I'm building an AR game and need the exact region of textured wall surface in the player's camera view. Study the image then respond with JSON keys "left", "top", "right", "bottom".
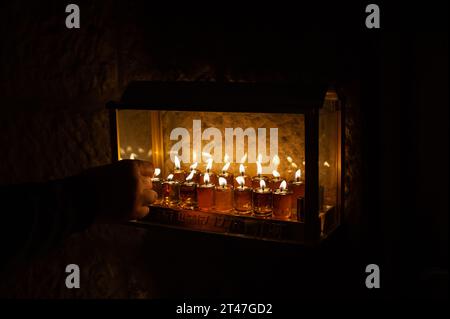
{"left": 160, "top": 111, "right": 305, "bottom": 177}
{"left": 0, "top": 1, "right": 362, "bottom": 298}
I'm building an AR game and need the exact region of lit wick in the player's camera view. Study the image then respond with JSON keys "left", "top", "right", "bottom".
{"left": 260, "top": 179, "right": 266, "bottom": 192}
{"left": 295, "top": 169, "right": 301, "bottom": 182}
{"left": 174, "top": 155, "right": 181, "bottom": 170}
{"left": 257, "top": 153, "right": 263, "bottom": 177}
{"left": 153, "top": 168, "right": 161, "bottom": 179}
{"left": 222, "top": 161, "right": 230, "bottom": 175}
{"left": 291, "top": 169, "right": 305, "bottom": 220}
{"left": 270, "top": 169, "right": 282, "bottom": 189}
{"left": 256, "top": 161, "right": 262, "bottom": 178}
{"left": 279, "top": 180, "right": 287, "bottom": 192}
{"left": 236, "top": 176, "right": 245, "bottom": 189}
{"left": 186, "top": 170, "right": 195, "bottom": 182}
{"left": 204, "top": 172, "right": 210, "bottom": 186}
{"left": 239, "top": 164, "right": 245, "bottom": 177}
{"left": 151, "top": 168, "right": 163, "bottom": 204}
{"left": 172, "top": 155, "right": 186, "bottom": 182}
{"left": 190, "top": 162, "right": 198, "bottom": 171}
{"left": 273, "top": 180, "right": 292, "bottom": 220}
{"left": 219, "top": 177, "right": 227, "bottom": 189}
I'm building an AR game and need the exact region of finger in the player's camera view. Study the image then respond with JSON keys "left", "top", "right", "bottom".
{"left": 133, "top": 205, "right": 150, "bottom": 220}
{"left": 137, "top": 160, "right": 154, "bottom": 177}
{"left": 141, "top": 189, "right": 157, "bottom": 206}
{"left": 133, "top": 189, "right": 156, "bottom": 220}
{"left": 140, "top": 175, "right": 153, "bottom": 189}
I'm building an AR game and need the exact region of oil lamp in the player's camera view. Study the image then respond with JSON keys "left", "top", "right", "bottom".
{"left": 197, "top": 172, "right": 215, "bottom": 211}
{"left": 252, "top": 179, "right": 272, "bottom": 217}
{"left": 270, "top": 169, "right": 282, "bottom": 190}
{"left": 180, "top": 170, "right": 198, "bottom": 209}
{"left": 290, "top": 169, "right": 305, "bottom": 212}
{"left": 251, "top": 160, "right": 269, "bottom": 189}
{"left": 233, "top": 176, "right": 252, "bottom": 214}
{"left": 214, "top": 177, "right": 233, "bottom": 212}
{"left": 189, "top": 162, "right": 201, "bottom": 184}
{"left": 272, "top": 180, "right": 293, "bottom": 220}
{"left": 151, "top": 168, "right": 163, "bottom": 204}
{"left": 172, "top": 155, "right": 186, "bottom": 182}
{"left": 233, "top": 163, "right": 251, "bottom": 188}
{"left": 218, "top": 160, "right": 234, "bottom": 186}
{"left": 200, "top": 157, "right": 217, "bottom": 185}
{"left": 162, "top": 173, "right": 180, "bottom": 207}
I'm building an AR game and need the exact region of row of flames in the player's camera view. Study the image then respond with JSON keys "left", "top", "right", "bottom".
{"left": 150, "top": 153, "right": 332, "bottom": 193}
{"left": 153, "top": 153, "right": 331, "bottom": 181}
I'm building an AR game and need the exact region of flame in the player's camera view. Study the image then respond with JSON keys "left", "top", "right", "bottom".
{"left": 324, "top": 161, "right": 331, "bottom": 167}
{"left": 236, "top": 176, "right": 245, "bottom": 187}
{"left": 190, "top": 162, "right": 198, "bottom": 170}
{"left": 224, "top": 153, "right": 230, "bottom": 163}
{"left": 240, "top": 153, "right": 248, "bottom": 163}
{"left": 126, "top": 146, "right": 133, "bottom": 152}
{"left": 272, "top": 155, "right": 280, "bottom": 167}
{"left": 257, "top": 153, "right": 263, "bottom": 163}
{"left": 219, "top": 177, "right": 227, "bottom": 187}
{"left": 302, "top": 161, "right": 306, "bottom": 166}
{"left": 204, "top": 172, "right": 210, "bottom": 184}
{"left": 202, "top": 152, "right": 212, "bottom": 159}
{"left": 272, "top": 170, "right": 280, "bottom": 178}
{"left": 291, "top": 162, "right": 298, "bottom": 169}
{"left": 186, "top": 170, "right": 195, "bottom": 181}
{"left": 280, "top": 180, "right": 287, "bottom": 191}
{"left": 256, "top": 161, "right": 262, "bottom": 175}
{"left": 206, "top": 158, "right": 213, "bottom": 171}
{"left": 295, "top": 169, "right": 302, "bottom": 180}
{"left": 167, "top": 174, "right": 174, "bottom": 181}
{"left": 130, "top": 153, "right": 137, "bottom": 160}
{"left": 260, "top": 179, "right": 266, "bottom": 190}
{"left": 174, "top": 155, "right": 181, "bottom": 169}
{"left": 239, "top": 164, "right": 245, "bottom": 175}
{"left": 222, "top": 162, "right": 231, "bottom": 172}
{"left": 286, "top": 156, "right": 293, "bottom": 163}
{"left": 138, "top": 147, "right": 144, "bottom": 154}
{"left": 154, "top": 168, "right": 161, "bottom": 177}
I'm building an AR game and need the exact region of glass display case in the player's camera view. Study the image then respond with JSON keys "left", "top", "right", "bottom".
{"left": 107, "top": 81, "right": 344, "bottom": 245}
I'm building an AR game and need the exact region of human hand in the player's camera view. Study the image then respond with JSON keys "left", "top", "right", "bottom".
{"left": 76, "top": 160, "right": 157, "bottom": 223}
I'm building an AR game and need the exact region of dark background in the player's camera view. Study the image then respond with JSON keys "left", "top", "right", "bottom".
{"left": 0, "top": 1, "right": 447, "bottom": 299}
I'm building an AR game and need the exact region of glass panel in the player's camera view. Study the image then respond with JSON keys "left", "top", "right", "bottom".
{"left": 117, "top": 110, "right": 153, "bottom": 161}
{"left": 319, "top": 91, "right": 341, "bottom": 236}
{"left": 116, "top": 109, "right": 306, "bottom": 222}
